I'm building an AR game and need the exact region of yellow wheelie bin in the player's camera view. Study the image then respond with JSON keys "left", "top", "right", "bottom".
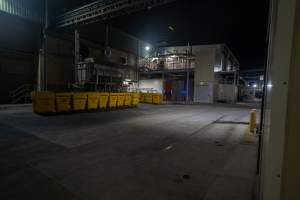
{"left": 31, "top": 91, "right": 56, "bottom": 114}
{"left": 124, "top": 93, "right": 132, "bottom": 107}
{"left": 99, "top": 93, "right": 109, "bottom": 110}
{"left": 139, "top": 93, "right": 145, "bottom": 103}
{"left": 72, "top": 93, "right": 87, "bottom": 111}
{"left": 132, "top": 92, "right": 140, "bottom": 107}
{"left": 87, "top": 92, "right": 99, "bottom": 110}
{"left": 145, "top": 93, "right": 153, "bottom": 104}
{"left": 109, "top": 93, "right": 118, "bottom": 109}
{"left": 152, "top": 93, "right": 162, "bottom": 105}
{"left": 56, "top": 93, "right": 72, "bottom": 112}
{"left": 117, "top": 93, "right": 125, "bottom": 108}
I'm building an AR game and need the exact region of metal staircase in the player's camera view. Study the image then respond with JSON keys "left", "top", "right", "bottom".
{"left": 9, "top": 84, "right": 33, "bottom": 104}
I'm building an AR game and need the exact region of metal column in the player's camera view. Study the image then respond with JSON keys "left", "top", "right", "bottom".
{"left": 38, "top": 0, "right": 48, "bottom": 91}
{"left": 74, "top": 29, "right": 80, "bottom": 83}
{"left": 185, "top": 48, "right": 190, "bottom": 103}
{"left": 44, "top": 0, "right": 48, "bottom": 90}
{"left": 137, "top": 40, "right": 140, "bottom": 88}
{"left": 37, "top": 49, "right": 44, "bottom": 91}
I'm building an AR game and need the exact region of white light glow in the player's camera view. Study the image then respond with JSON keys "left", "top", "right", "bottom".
{"left": 253, "top": 84, "right": 258, "bottom": 88}
{"left": 145, "top": 46, "right": 151, "bottom": 51}
{"left": 267, "top": 83, "right": 273, "bottom": 88}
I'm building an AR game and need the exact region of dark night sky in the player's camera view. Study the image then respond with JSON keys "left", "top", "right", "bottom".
{"left": 52, "top": 0, "right": 270, "bottom": 69}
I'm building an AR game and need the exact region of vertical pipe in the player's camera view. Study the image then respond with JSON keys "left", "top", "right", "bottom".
{"left": 37, "top": 49, "right": 44, "bottom": 91}
{"left": 44, "top": 0, "right": 48, "bottom": 90}
{"left": 186, "top": 47, "right": 189, "bottom": 104}
{"left": 137, "top": 40, "right": 140, "bottom": 88}
{"left": 162, "top": 71, "right": 165, "bottom": 101}
{"left": 105, "top": 24, "right": 109, "bottom": 47}
{"left": 74, "top": 29, "right": 80, "bottom": 83}
{"left": 233, "top": 70, "right": 237, "bottom": 103}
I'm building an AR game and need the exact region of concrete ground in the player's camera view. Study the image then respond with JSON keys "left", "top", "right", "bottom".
{"left": 0, "top": 104, "right": 259, "bottom": 200}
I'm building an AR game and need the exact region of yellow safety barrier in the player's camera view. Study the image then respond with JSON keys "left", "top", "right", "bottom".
{"left": 145, "top": 93, "right": 153, "bottom": 104}
{"left": 109, "top": 93, "right": 118, "bottom": 109}
{"left": 99, "top": 93, "right": 109, "bottom": 109}
{"left": 124, "top": 93, "right": 132, "bottom": 107}
{"left": 56, "top": 93, "right": 72, "bottom": 112}
{"left": 250, "top": 109, "right": 257, "bottom": 133}
{"left": 117, "top": 93, "right": 125, "bottom": 107}
{"left": 152, "top": 94, "right": 162, "bottom": 105}
{"left": 72, "top": 93, "right": 87, "bottom": 111}
{"left": 132, "top": 92, "right": 140, "bottom": 106}
{"left": 87, "top": 92, "right": 99, "bottom": 110}
{"left": 31, "top": 91, "right": 56, "bottom": 113}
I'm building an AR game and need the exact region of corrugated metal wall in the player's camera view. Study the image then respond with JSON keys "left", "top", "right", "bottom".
{"left": 0, "top": 0, "right": 42, "bottom": 22}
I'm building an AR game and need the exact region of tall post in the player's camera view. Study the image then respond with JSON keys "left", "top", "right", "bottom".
{"left": 38, "top": 0, "right": 48, "bottom": 91}
{"left": 74, "top": 29, "right": 80, "bottom": 83}
{"left": 185, "top": 44, "right": 191, "bottom": 104}
{"left": 136, "top": 40, "right": 140, "bottom": 89}
{"left": 44, "top": 0, "right": 48, "bottom": 90}
{"left": 105, "top": 24, "right": 109, "bottom": 48}
{"left": 37, "top": 49, "right": 44, "bottom": 91}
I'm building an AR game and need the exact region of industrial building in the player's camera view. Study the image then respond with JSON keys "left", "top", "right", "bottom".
{"left": 139, "top": 44, "right": 239, "bottom": 103}
{"left": 0, "top": 1, "right": 300, "bottom": 200}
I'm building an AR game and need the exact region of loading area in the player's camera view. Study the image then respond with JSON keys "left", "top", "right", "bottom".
{"left": 0, "top": 104, "right": 258, "bottom": 200}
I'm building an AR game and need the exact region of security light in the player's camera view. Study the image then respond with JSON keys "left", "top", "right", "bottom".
{"left": 145, "top": 46, "right": 151, "bottom": 51}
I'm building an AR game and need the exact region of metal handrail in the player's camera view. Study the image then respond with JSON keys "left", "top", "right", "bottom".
{"left": 9, "top": 84, "right": 31, "bottom": 98}
{"left": 9, "top": 84, "right": 33, "bottom": 104}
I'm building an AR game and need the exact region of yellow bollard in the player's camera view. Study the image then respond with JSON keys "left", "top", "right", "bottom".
{"left": 250, "top": 109, "right": 257, "bottom": 133}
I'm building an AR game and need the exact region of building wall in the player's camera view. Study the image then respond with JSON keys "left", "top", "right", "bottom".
{"left": 150, "top": 44, "right": 237, "bottom": 103}
{"left": 0, "top": 54, "right": 36, "bottom": 103}
{"left": 281, "top": 1, "right": 300, "bottom": 199}
{"left": 193, "top": 45, "right": 218, "bottom": 103}
{"left": 0, "top": 12, "right": 40, "bottom": 103}
{"left": 260, "top": 0, "right": 297, "bottom": 199}
{"left": 46, "top": 36, "right": 74, "bottom": 91}
{"left": 0, "top": 12, "right": 40, "bottom": 52}
{"left": 214, "top": 84, "right": 237, "bottom": 103}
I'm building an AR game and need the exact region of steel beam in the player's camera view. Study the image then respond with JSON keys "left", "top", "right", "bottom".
{"left": 56, "top": 0, "right": 176, "bottom": 28}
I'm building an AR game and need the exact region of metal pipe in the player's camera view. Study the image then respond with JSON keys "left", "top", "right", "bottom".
{"left": 186, "top": 46, "right": 189, "bottom": 103}
{"left": 37, "top": 49, "right": 44, "bottom": 91}
{"left": 74, "top": 29, "right": 80, "bottom": 83}
{"left": 40, "top": 0, "right": 49, "bottom": 91}
{"left": 105, "top": 24, "right": 109, "bottom": 47}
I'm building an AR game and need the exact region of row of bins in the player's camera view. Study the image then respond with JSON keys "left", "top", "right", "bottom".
{"left": 139, "top": 93, "right": 163, "bottom": 104}
{"left": 32, "top": 92, "right": 140, "bottom": 114}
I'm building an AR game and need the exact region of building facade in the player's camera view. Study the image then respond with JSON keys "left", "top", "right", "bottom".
{"left": 139, "top": 44, "right": 240, "bottom": 103}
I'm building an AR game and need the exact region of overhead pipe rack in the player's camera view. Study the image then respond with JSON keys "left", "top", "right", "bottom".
{"left": 56, "top": 0, "right": 176, "bottom": 28}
